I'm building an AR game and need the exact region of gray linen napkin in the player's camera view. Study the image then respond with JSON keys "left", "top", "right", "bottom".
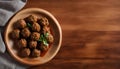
{"left": 0, "top": 0, "right": 27, "bottom": 53}
{"left": 0, "top": 0, "right": 29, "bottom": 69}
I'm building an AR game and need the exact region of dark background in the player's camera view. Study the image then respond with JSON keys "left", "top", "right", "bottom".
{"left": 26, "top": 0, "right": 120, "bottom": 69}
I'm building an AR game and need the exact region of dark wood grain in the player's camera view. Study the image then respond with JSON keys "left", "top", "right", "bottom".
{"left": 25, "top": 0, "right": 120, "bottom": 69}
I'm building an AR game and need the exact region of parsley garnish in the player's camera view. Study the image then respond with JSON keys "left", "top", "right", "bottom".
{"left": 27, "top": 23, "right": 32, "bottom": 28}
{"left": 38, "top": 32, "right": 49, "bottom": 46}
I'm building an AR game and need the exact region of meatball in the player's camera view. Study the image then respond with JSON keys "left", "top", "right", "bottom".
{"left": 42, "top": 26, "right": 50, "bottom": 34}
{"left": 21, "top": 28, "right": 31, "bottom": 38}
{"left": 20, "top": 48, "right": 31, "bottom": 57}
{"left": 46, "top": 34, "right": 54, "bottom": 43}
{"left": 30, "top": 32, "right": 40, "bottom": 41}
{"left": 14, "top": 19, "right": 26, "bottom": 29}
{"left": 17, "top": 39, "right": 27, "bottom": 48}
{"left": 29, "top": 41, "right": 37, "bottom": 49}
{"left": 39, "top": 43, "right": 49, "bottom": 52}
{"left": 38, "top": 17, "right": 49, "bottom": 26}
{"left": 10, "top": 29, "right": 20, "bottom": 39}
{"left": 25, "top": 15, "right": 38, "bottom": 23}
{"left": 32, "top": 22, "right": 41, "bottom": 32}
{"left": 32, "top": 49, "right": 41, "bottom": 57}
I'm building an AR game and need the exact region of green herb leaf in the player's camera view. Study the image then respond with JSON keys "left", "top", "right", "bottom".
{"left": 38, "top": 34, "right": 49, "bottom": 46}
{"left": 43, "top": 39, "right": 49, "bottom": 46}
{"left": 38, "top": 34, "right": 44, "bottom": 42}
{"left": 27, "top": 23, "right": 32, "bottom": 27}
{"left": 44, "top": 32, "right": 49, "bottom": 38}
{"left": 38, "top": 38, "right": 42, "bottom": 42}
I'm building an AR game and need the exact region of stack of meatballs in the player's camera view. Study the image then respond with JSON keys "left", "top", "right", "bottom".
{"left": 10, "top": 15, "right": 54, "bottom": 58}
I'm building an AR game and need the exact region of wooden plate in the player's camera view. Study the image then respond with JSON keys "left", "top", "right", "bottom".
{"left": 4, "top": 8, "right": 62, "bottom": 66}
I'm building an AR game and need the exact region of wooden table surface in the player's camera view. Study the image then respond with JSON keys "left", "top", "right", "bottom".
{"left": 26, "top": 0, "right": 120, "bottom": 69}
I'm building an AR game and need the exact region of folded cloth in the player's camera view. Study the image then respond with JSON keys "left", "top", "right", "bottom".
{"left": 0, "top": 0, "right": 29, "bottom": 69}
{"left": 0, "top": 52, "right": 28, "bottom": 69}
{"left": 0, "top": 0, "right": 27, "bottom": 52}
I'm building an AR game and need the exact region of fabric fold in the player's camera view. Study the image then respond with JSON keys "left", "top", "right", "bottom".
{"left": 0, "top": 0, "right": 27, "bottom": 53}
{"left": 0, "top": 0, "right": 28, "bottom": 69}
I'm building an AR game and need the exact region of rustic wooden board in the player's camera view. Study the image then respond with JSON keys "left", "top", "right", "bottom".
{"left": 25, "top": 0, "right": 120, "bottom": 69}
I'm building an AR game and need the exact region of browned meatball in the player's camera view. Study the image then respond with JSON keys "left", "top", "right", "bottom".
{"left": 14, "top": 19, "right": 26, "bottom": 29}
{"left": 20, "top": 48, "right": 30, "bottom": 57}
{"left": 17, "top": 39, "right": 27, "bottom": 48}
{"left": 38, "top": 17, "right": 49, "bottom": 26}
{"left": 21, "top": 28, "right": 31, "bottom": 38}
{"left": 29, "top": 41, "right": 37, "bottom": 48}
{"left": 39, "top": 43, "right": 49, "bottom": 52}
{"left": 32, "top": 49, "right": 41, "bottom": 57}
{"left": 46, "top": 33, "right": 54, "bottom": 43}
{"left": 32, "top": 22, "right": 41, "bottom": 32}
{"left": 42, "top": 26, "right": 50, "bottom": 34}
{"left": 30, "top": 32, "right": 40, "bottom": 41}
{"left": 25, "top": 15, "right": 38, "bottom": 23}
{"left": 10, "top": 29, "right": 20, "bottom": 39}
